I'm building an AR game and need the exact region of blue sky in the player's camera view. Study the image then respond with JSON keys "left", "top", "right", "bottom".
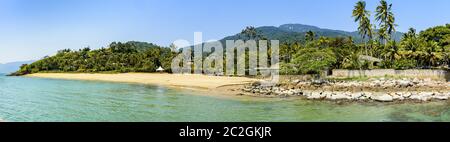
{"left": 0, "top": 0, "right": 449, "bottom": 63}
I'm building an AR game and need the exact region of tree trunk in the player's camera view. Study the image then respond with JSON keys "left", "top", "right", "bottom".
{"left": 364, "top": 38, "right": 368, "bottom": 55}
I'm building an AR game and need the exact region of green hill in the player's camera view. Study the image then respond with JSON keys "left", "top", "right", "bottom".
{"left": 222, "top": 24, "right": 403, "bottom": 43}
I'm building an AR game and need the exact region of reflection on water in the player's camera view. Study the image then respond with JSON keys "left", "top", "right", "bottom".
{"left": 0, "top": 75, "right": 449, "bottom": 122}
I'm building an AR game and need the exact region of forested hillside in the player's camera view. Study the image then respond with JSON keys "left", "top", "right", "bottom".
{"left": 11, "top": 41, "right": 176, "bottom": 76}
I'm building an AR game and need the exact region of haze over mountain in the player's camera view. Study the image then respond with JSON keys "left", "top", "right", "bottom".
{"left": 222, "top": 24, "right": 403, "bottom": 43}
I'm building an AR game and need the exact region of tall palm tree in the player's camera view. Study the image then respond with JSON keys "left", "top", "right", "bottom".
{"left": 375, "top": 0, "right": 396, "bottom": 45}
{"left": 241, "top": 26, "right": 263, "bottom": 40}
{"left": 353, "top": 0, "right": 373, "bottom": 55}
{"left": 423, "top": 41, "right": 443, "bottom": 67}
{"left": 401, "top": 28, "right": 419, "bottom": 52}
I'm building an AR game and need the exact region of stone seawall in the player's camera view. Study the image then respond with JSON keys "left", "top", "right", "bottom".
{"left": 242, "top": 78, "right": 450, "bottom": 102}
{"left": 332, "top": 69, "right": 448, "bottom": 81}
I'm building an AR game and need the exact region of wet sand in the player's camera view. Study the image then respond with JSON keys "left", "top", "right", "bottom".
{"left": 26, "top": 73, "right": 258, "bottom": 90}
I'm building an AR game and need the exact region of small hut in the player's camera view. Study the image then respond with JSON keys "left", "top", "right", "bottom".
{"left": 156, "top": 66, "right": 165, "bottom": 72}
{"left": 359, "top": 55, "right": 383, "bottom": 67}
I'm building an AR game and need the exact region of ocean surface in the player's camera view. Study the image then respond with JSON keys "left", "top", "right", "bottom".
{"left": 0, "top": 74, "right": 450, "bottom": 122}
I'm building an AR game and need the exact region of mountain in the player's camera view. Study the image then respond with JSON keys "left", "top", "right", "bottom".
{"left": 0, "top": 60, "right": 34, "bottom": 74}
{"left": 222, "top": 24, "right": 403, "bottom": 43}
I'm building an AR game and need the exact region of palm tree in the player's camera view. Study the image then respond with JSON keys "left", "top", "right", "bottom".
{"left": 241, "top": 26, "right": 260, "bottom": 39}
{"left": 423, "top": 41, "right": 443, "bottom": 67}
{"left": 401, "top": 28, "right": 419, "bottom": 51}
{"left": 353, "top": 0, "right": 373, "bottom": 55}
{"left": 375, "top": 0, "right": 396, "bottom": 45}
{"left": 305, "top": 30, "right": 315, "bottom": 42}
{"left": 381, "top": 40, "right": 400, "bottom": 68}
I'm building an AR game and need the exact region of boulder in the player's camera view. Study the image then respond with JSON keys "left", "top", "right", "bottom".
{"left": 372, "top": 94, "right": 394, "bottom": 102}
{"left": 391, "top": 92, "right": 405, "bottom": 101}
{"left": 412, "top": 78, "right": 421, "bottom": 85}
{"left": 419, "top": 92, "right": 434, "bottom": 101}
{"left": 410, "top": 92, "right": 433, "bottom": 101}
{"left": 291, "top": 79, "right": 301, "bottom": 84}
{"left": 285, "top": 90, "right": 295, "bottom": 96}
{"left": 328, "top": 92, "right": 351, "bottom": 100}
{"left": 311, "top": 79, "right": 326, "bottom": 85}
{"left": 397, "top": 80, "right": 413, "bottom": 88}
{"left": 307, "top": 92, "right": 324, "bottom": 99}
{"left": 350, "top": 92, "right": 363, "bottom": 100}
{"left": 372, "top": 80, "right": 382, "bottom": 87}
{"left": 401, "top": 92, "right": 413, "bottom": 98}
{"left": 409, "top": 94, "right": 423, "bottom": 101}
{"left": 358, "top": 92, "right": 372, "bottom": 100}
{"left": 432, "top": 94, "right": 449, "bottom": 100}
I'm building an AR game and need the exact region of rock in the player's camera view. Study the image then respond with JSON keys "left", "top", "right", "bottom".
{"left": 303, "top": 91, "right": 312, "bottom": 97}
{"left": 381, "top": 81, "right": 395, "bottom": 88}
{"left": 307, "top": 92, "right": 325, "bottom": 99}
{"left": 372, "top": 94, "right": 394, "bottom": 102}
{"left": 274, "top": 90, "right": 283, "bottom": 96}
{"left": 419, "top": 92, "right": 434, "bottom": 101}
{"left": 285, "top": 90, "right": 294, "bottom": 96}
{"left": 297, "top": 82, "right": 309, "bottom": 86}
{"left": 412, "top": 78, "right": 421, "bottom": 85}
{"left": 372, "top": 80, "right": 382, "bottom": 87}
{"left": 358, "top": 92, "right": 372, "bottom": 100}
{"left": 251, "top": 81, "right": 262, "bottom": 86}
{"left": 291, "top": 79, "right": 301, "bottom": 84}
{"left": 259, "top": 90, "right": 269, "bottom": 94}
{"left": 328, "top": 92, "right": 351, "bottom": 100}
{"left": 409, "top": 94, "right": 423, "bottom": 101}
{"left": 410, "top": 92, "right": 433, "bottom": 101}
{"left": 401, "top": 92, "right": 413, "bottom": 98}
{"left": 311, "top": 79, "right": 328, "bottom": 86}
{"left": 350, "top": 92, "right": 363, "bottom": 100}
{"left": 432, "top": 94, "right": 448, "bottom": 100}
{"left": 390, "top": 92, "right": 404, "bottom": 101}
{"left": 397, "top": 80, "right": 412, "bottom": 88}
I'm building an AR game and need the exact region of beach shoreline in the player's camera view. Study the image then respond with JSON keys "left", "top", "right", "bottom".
{"left": 25, "top": 73, "right": 258, "bottom": 97}
{"left": 24, "top": 73, "right": 450, "bottom": 102}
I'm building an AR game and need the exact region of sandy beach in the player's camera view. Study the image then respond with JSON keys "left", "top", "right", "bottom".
{"left": 26, "top": 73, "right": 258, "bottom": 90}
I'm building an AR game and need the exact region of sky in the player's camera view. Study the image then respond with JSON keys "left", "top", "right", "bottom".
{"left": 0, "top": 0, "right": 449, "bottom": 63}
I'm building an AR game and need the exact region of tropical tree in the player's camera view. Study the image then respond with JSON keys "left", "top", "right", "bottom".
{"left": 241, "top": 26, "right": 264, "bottom": 40}
{"left": 341, "top": 52, "right": 362, "bottom": 69}
{"left": 375, "top": 0, "right": 396, "bottom": 45}
{"left": 381, "top": 40, "right": 401, "bottom": 68}
{"left": 305, "top": 30, "right": 316, "bottom": 42}
{"left": 291, "top": 47, "right": 337, "bottom": 76}
{"left": 421, "top": 41, "right": 444, "bottom": 67}
{"left": 353, "top": 0, "right": 373, "bottom": 55}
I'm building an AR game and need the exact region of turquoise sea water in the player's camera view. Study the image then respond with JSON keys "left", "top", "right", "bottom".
{"left": 0, "top": 75, "right": 450, "bottom": 122}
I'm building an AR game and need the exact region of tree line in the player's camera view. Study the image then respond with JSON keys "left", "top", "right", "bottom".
{"left": 279, "top": 0, "right": 449, "bottom": 75}
{"left": 11, "top": 0, "right": 449, "bottom": 76}
{"left": 11, "top": 41, "right": 176, "bottom": 76}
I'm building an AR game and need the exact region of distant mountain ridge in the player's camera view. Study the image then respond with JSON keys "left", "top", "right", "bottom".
{"left": 222, "top": 24, "right": 403, "bottom": 43}
{"left": 0, "top": 60, "right": 34, "bottom": 73}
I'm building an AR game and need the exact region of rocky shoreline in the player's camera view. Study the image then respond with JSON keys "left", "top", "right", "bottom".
{"left": 241, "top": 78, "right": 450, "bottom": 102}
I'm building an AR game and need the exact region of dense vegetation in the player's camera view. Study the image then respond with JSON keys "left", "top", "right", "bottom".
{"left": 223, "top": 24, "right": 403, "bottom": 44}
{"left": 279, "top": 0, "right": 449, "bottom": 75}
{"left": 12, "top": 0, "right": 449, "bottom": 76}
{"left": 11, "top": 41, "right": 176, "bottom": 75}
